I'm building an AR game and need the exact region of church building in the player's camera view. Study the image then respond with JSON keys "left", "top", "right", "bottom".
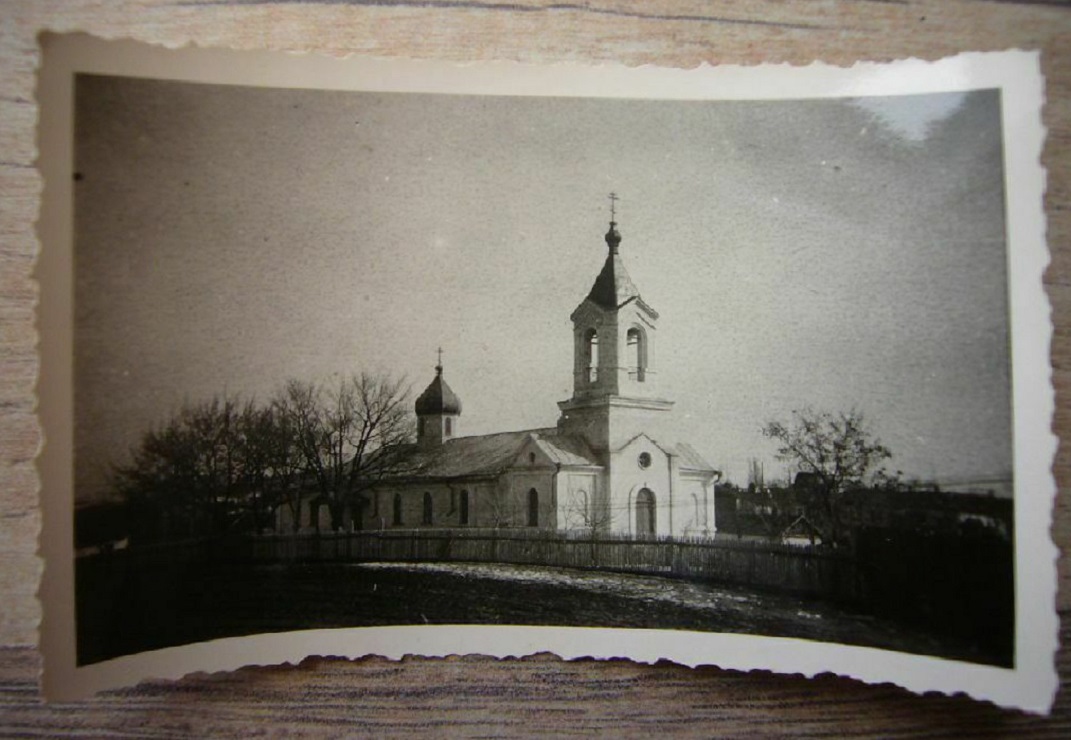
{"left": 362, "top": 212, "right": 720, "bottom": 538}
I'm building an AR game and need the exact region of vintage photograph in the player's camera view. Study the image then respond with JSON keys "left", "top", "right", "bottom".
{"left": 70, "top": 73, "right": 1015, "bottom": 665}
{"left": 37, "top": 37, "right": 1054, "bottom": 708}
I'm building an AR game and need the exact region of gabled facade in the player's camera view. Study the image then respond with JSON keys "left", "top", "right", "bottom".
{"left": 278, "top": 213, "right": 720, "bottom": 537}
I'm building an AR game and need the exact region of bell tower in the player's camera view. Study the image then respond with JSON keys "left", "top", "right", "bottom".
{"left": 557, "top": 196, "right": 673, "bottom": 452}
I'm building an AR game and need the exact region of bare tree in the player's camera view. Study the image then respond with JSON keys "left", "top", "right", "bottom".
{"left": 483, "top": 487, "right": 513, "bottom": 528}
{"left": 113, "top": 394, "right": 249, "bottom": 539}
{"left": 235, "top": 400, "right": 305, "bottom": 533}
{"left": 762, "top": 408, "right": 892, "bottom": 547}
{"left": 112, "top": 413, "right": 198, "bottom": 541}
{"left": 563, "top": 488, "right": 614, "bottom": 535}
{"left": 112, "top": 373, "right": 414, "bottom": 539}
{"left": 278, "top": 373, "right": 414, "bottom": 531}
{"left": 560, "top": 488, "right": 614, "bottom": 567}
{"left": 188, "top": 395, "right": 247, "bottom": 533}
{"left": 251, "top": 399, "right": 304, "bottom": 533}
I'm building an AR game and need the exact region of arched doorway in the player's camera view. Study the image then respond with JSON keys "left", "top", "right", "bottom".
{"left": 636, "top": 488, "right": 656, "bottom": 535}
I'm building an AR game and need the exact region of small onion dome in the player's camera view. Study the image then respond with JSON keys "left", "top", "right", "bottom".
{"left": 415, "top": 365, "right": 462, "bottom": 416}
{"left": 605, "top": 221, "right": 622, "bottom": 253}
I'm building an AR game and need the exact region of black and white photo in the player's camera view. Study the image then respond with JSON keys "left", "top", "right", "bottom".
{"left": 37, "top": 36, "right": 1056, "bottom": 710}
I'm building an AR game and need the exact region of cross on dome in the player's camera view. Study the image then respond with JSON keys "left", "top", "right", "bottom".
{"left": 605, "top": 192, "right": 622, "bottom": 254}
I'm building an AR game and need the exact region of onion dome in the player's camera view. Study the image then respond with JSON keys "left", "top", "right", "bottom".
{"left": 415, "top": 362, "right": 462, "bottom": 416}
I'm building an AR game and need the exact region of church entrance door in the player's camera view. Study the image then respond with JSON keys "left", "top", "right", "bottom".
{"left": 636, "top": 488, "right": 656, "bottom": 535}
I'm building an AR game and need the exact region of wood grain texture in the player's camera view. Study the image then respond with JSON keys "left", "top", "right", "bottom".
{"left": 2, "top": 0, "right": 1070, "bottom": 733}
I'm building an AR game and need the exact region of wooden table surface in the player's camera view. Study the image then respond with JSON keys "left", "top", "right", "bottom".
{"left": 3, "top": 1, "right": 1070, "bottom": 735}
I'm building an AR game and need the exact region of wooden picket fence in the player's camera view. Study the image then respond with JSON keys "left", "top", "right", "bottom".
{"left": 230, "top": 528, "right": 863, "bottom": 601}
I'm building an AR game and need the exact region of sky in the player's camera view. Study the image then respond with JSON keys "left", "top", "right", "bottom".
{"left": 72, "top": 74, "right": 1012, "bottom": 502}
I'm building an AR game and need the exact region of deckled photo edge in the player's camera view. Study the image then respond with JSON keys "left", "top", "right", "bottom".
{"left": 34, "top": 34, "right": 1056, "bottom": 712}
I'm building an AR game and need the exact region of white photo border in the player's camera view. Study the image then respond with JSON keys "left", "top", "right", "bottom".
{"left": 36, "top": 34, "right": 1057, "bottom": 712}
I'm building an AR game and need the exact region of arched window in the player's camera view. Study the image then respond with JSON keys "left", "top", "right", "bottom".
{"left": 445, "top": 417, "right": 452, "bottom": 437}
{"left": 627, "top": 326, "right": 647, "bottom": 382}
{"left": 584, "top": 328, "right": 599, "bottom": 383}
{"left": 459, "top": 490, "right": 470, "bottom": 526}
{"left": 423, "top": 492, "right": 433, "bottom": 526}
{"left": 527, "top": 488, "right": 539, "bottom": 527}
{"left": 636, "top": 488, "right": 656, "bottom": 535}
{"left": 392, "top": 493, "right": 403, "bottom": 526}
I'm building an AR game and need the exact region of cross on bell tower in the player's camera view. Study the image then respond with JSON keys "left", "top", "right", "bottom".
{"left": 605, "top": 193, "right": 622, "bottom": 255}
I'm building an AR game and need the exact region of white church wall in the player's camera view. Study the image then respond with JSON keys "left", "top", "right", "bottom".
{"left": 608, "top": 434, "right": 673, "bottom": 537}
{"left": 677, "top": 473, "right": 715, "bottom": 537}
{"left": 560, "top": 471, "right": 601, "bottom": 531}
{"left": 447, "top": 481, "right": 496, "bottom": 528}
{"left": 368, "top": 484, "right": 465, "bottom": 529}
{"left": 606, "top": 404, "right": 674, "bottom": 454}
{"left": 501, "top": 471, "right": 555, "bottom": 529}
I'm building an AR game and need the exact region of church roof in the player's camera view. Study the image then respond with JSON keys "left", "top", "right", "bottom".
{"left": 414, "top": 366, "right": 462, "bottom": 416}
{"left": 582, "top": 222, "right": 658, "bottom": 317}
{"left": 672, "top": 441, "right": 718, "bottom": 474}
{"left": 384, "top": 427, "right": 600, "bottom": 482}
{"left": 586, "top": 252, "right": 642, "bottom": 310}
{"left": 585, "top": 222, "right": 640, "bottom": 310}
{"left": 530, "top": 433, "right": 602, "bottom": 467}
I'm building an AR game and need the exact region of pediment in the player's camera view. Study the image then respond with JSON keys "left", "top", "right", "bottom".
{"left": 508, "top": 434, "right": 555, "bottom": 469}
{"left": 613, "top": 431, "right": 672, "bottom": 458}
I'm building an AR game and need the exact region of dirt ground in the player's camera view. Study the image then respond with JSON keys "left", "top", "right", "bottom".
{"left": 76, "top": 558, "right": 1008, "bottom": 667}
